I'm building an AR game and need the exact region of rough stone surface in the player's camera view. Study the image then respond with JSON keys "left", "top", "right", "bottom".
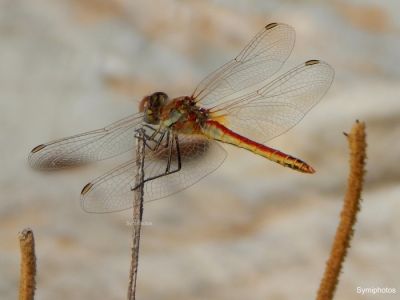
{"left": 1, "top": 1, "right": 399, "bottom": 299}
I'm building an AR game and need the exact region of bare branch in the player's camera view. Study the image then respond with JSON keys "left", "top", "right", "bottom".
{"left": 127, "top": 130, "right": 146, "bottom": 300}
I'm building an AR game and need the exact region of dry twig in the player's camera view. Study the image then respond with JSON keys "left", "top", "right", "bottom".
{"left": 316, "top": 120, "right": 367, "bottom": 300}
{"left": 18, "top": 228, "right": 36, "bottom": 300}
{"left": 127, "top": 129, "right": 146, "bottom": 300}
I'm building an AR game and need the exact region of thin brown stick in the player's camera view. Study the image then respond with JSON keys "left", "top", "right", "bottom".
{"left": 316, "top": 120, "right": 367, "bottom": 300}
{"left": 127, "top": 129, "right": 146, "bottom": 300}
{"left": 19, "top": 228, "right": 36, "bottom": 300}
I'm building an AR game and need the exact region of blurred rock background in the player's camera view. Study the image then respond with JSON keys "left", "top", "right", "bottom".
{"left": 1, "top": 0, "right": 399, "bottom": 299}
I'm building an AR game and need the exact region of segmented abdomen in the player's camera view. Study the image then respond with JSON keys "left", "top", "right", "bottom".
{"left": 201, "top": 120, "right": 315, "bottom": 173}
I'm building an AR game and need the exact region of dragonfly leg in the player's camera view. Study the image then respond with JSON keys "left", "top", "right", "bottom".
{"left": 163, "top": 134, "right": 181, "bottom": 174}
{"left": 165, "top": 135, "right": 175, "bottom": 173}
{"left": 143, "top": 128, "right": 170, "bottom": 152}
{"left": 136, "top": 126, "right": 167, "bottom": 151}
{"left": 174, "top": 134, "right": 182, "bottom": 171}
{"left": 130, "top": 134, "right": 182, "bottom": 191}
{"left": 142, "top": 124, "right": 168, "bottom": 144}
{"left": 154, "top": 130, "right": 168, "bottom": 151}
{"left": 135, "top": 128, "right": 159, "bottom": 151}
{"left": 145, "top": 130, "right": 166, "bottom": 152}
{"left": 163, "top": 131, "right": 170, "bottom": 149}
{"left": 135, "top": 125, "right": 159, "bottom": 141}
{"left": 143, "top": 124, "right": 161, "bottom": 140}
{"left": 134, "top": 128, "right": 146, "bottom": 140}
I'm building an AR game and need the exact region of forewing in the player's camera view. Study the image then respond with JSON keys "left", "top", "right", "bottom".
{"left": 80, "top": 134, "right": 227, "bottom": 213}
{"left": 28, "top": 113, "right": 143, "bottom": 169}
{"left": 211, "top": 60, "right": 334, "bottom": 143}
{"left": 192, "top": 23, "right": 295, "bottom": 107}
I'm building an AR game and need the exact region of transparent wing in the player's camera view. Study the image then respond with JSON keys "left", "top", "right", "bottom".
{"left": 80, "top": 134, "right": 227, "bottom": 213}
{"left": 210, "top": 60, "right": 334, "bottom": 143}
{"left": 28, "top": 113, "right": 144, "bottom": 169}
{"left": 192, "top": 23, "right": 295, "bottom": 107}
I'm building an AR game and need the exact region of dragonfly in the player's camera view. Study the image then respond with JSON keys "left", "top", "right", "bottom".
{"left": 29, "top": 22, "right": 334, "bottom": 213}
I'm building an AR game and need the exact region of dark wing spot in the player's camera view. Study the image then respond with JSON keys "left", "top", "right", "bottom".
{"left": 81, "top": 182, "right": 94, "bottom": 195}
{"left": 31, "top": 144, "right": 46, "bottom": 153}
{"left": 265, "top": 22, "right": 279, "bottom": 30}
{"left": 305, "top": 59, "right": 320, "bottom": 66}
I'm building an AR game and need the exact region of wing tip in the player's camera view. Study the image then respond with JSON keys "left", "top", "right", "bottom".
{"left": 304, "top": 59, "right": 335, "bottom": 84}
{"left": 28, "top": 145, "right": 46, "bottom": 169}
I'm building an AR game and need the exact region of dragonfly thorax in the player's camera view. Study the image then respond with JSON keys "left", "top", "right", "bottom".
{"left": 140, "top": 92, "right": 169, "bottom": 125}
{"left": 160, "top": 97, "right": 209, "bottom": 133}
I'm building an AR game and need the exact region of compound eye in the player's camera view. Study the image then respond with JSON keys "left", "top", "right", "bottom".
{"left": 153, "top": 94, "right": 161, "bottom": 105}
{"left": 152, "top": 92, "right": 168, "bottom": 105}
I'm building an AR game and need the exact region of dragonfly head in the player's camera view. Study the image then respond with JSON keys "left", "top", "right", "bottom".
{"left": 140, "top": 92, "right": 169, "bottom": 125}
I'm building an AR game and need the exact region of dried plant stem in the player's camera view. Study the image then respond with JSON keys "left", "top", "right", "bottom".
{"left": 127, "top": 130, "right": 146, "bottom": 300}
{"left": 316, "top": 121, "right": 367, "bottom": 300}
{"left": 19, "top": 228, "right": 36, "bottom": 300}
